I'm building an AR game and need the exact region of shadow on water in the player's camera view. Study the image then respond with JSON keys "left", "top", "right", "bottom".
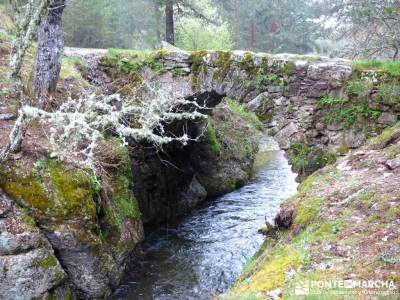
{"left": 113, "top": 136, "right": 298, "bottom": 300}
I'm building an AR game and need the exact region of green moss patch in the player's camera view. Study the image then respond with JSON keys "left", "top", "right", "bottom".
{"left": 60, "top": 56, "right": 89, "bottom": 80}
{"left": 0, "top": 160, "right": 98, "bottom": 223}
{"left": 101, "top": 48, "right": 166, "bottom": 88}
{"left": 226, "top": 99, "right": 264, "bottom": 131}
{"left": 32, "top": 254, "right": 58, "bottom": 269}
{"left": 239, "top": 52, "right": 257, "bottom": 77}
{"left": 213, "top": 51, "right": 232, "bottom": 80}
{"left": 207, "top": 120, "right": 222, "bottom": 155}
{"left": 367, "top": 122, "right": 400, "bottom": 149}
{"left": 101, "top": 139, "right": 141, "bottom": 231}
{"left": 190, "top": 50, "right": 208, "bottom": 86}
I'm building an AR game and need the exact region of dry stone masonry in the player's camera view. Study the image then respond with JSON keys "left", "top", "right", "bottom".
{"left": 160, "top": 49, "right": 399, "bottom": 177}
{"left": 161, "top": 49, "right": 399, "bottom": 151}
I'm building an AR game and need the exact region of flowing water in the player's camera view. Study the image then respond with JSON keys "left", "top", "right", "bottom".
{"left": 114, "top": 136, "right": 298, "bottom": 300}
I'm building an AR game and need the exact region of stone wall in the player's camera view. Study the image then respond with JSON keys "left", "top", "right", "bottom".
{"left": 160, "top": 49, "right": 400, "bottom": 176}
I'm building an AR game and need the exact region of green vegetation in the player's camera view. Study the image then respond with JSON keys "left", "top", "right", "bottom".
{"left": 227, "top": 125, "right": 400, "bottom": 299}
{"left": 106, "top": 48, "right": 165, "bottom": 74}
{"left": 0, "top": 160, "right": 99, "bottom": 223}
{"left": 102, "top": 139, "right": 141, "bottom": 231}
{"left": 318, "top": 95, "right": 381, "bottom": 129}
{"left": 226, "top": 99, "right": 264, "bottom": 131}
{"left": 294, "top": 196, "right": 323, "bottom": 226}
{"left": 213, "top": 51, "right": 232, "bottom": 80}
{"left": 207, "top": 120, "right": 222, "bottom": 155}
{"left": 367, "top": 122, "right": 400, "bottom": 148}
{"left": 190, "top": 50, "right": 208, "bottom": 86}
{"left": 281, "top": 60, "right": 296, "bottom": 76}
{"left": 289, "top": 142, "right": 312, "bottom": 173}
{"left": 255, "top": 56, "right": 282, "bottom": 90}
{"left": 176, "top": 17, "right": 232, "bottom": 51}
{"left": 345, "top": 78, "right": 373, "bottom": 98}
{"left": 239, "top": 52, "right": 257, "bottom": 76}
{"left": 353, "top": 60, "right": 400, "bottom": 77}
{"left": 289, "top": 142, "right": 337, "bottom": 177}
{"left": 377, "top": 82, "right": 400, "bottom": 110}
{"left": 60, "top": 56, "right": 89, "bottom": 80}
{"left": 101, "top": 49, "right": 166, "bottom": 87}
{"left": 33, "top": 254, "right": 58, "bottom": 269}
{"left": 0, "top": 5, "right": 15, "bottom": 33}
{"left": 171, "top": 68, "right": 185, "bottom": 77}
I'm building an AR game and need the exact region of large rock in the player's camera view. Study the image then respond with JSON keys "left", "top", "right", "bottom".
{"left": 378, "top": 112, "right": 397, "bottom": 125}
{"left": 178, "top": 176, "right": 207, "bottom": 214}
{"left": 307, "top": 61, "right": 352, "bottom": 82}
{"left": 0, "top": 191, "right": 72, "bottom": 300}
{"left": 0, "top": 151, "right": 144, "bottom": 299}
{"left": 274, "top": 122, "right": 299, "bottom": 149}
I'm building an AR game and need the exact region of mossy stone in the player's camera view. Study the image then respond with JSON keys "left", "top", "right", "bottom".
{"left": 0, "top": 160, "right": 98, "bottom": 224}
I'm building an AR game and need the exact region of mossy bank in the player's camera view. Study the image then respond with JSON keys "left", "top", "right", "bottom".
{"left": 224, "top": 123, "right": 400, "bottom": 299}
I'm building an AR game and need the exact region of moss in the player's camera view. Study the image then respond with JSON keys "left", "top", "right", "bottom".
{"left": 207, "top": 120, "right": 222, "bottom": 155}
{"left": 32, "top": 254, "right": 58, "bottom": 269}
{"left": 257, "top": 111, "right": 274, "bottom": 122}
{"left": 222, "top": 177, "right": 238, "bottom": 191}
{"left": 281, "top": 60, "right": 296, "bottom": 76}
{"left": 100, "top": 138, "right": 141, "bottom": 254}
{"left": 367, "top": 122, "right": 400, "bottom": 148}
{"left": 101, "top": 49, "right": 166, "bottom": 88}
{"left": 386, "top": 204, "right": 400, "bottom": 220}
{"left": 337, "top": 143, "right": 350, "bottom": 156}
{"left": 318, "top": 94, "right": 381, "bottom": 130}
{"left": 239, "top": 52, "right": 257, "bottom": 76}
{"left": 226, "top": 99, "right": 264, "bottom": 131}
{"left": 101, "top": 139, "right": 141, "bottom": 237}
{"left": 0, "top": 5, "right": 15, "bottom": 33}
{"left": 228, "top": 241, "right": 302, "bottom": 297}
{"left": 294, "top": 196, "right": 323, "bottom": 227}
{"left": 171, "top": 68, "right": 185, "bottom": 77}
{"left": 255, "top": 56, "right": 271, "bottom": 90}
{"left": 20, "top": 207, "right": 36, "bottom": 227}
{"left": 384, "top": 142, "right": 400, "bottom": 159}
{"left": 190, "top": 50, "right": 208, "bottom": 86}
{"left": 60, "top": 56, "right": 89, "bottom": 80}
{"left": 0, "top": 160, "right": 98, "bottom": 223}
{"left": 345, "top": 78, "right": 372, "bottom": 98}
{"left": 213, "top": 51, "right": 232, "bottom": 80}
{"left": 155, "top": 49, "right": 169, "bottom": 59}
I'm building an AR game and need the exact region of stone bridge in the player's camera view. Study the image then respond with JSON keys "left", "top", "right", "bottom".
{"left": 161, "top": 49, "right": 399, "bottom": 154}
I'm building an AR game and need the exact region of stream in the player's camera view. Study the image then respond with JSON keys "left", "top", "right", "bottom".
{"left": 114, "top": 136, "right": 298, "bottom": 300}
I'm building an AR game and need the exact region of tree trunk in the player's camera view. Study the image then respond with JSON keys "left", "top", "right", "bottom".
{"left": 32, "top": 0, "right": 66, "bottom": 108}
{"left": 248, "top": 21, "right": 256, "bottom": 49}
{"left": 165, "top": 0, "right": 174, "bottom": 45}
{"left": 232, "top": 0, "right": 239, "bottom": 49}
{"left": 154, "top": 0, "right": 161, "bottom": 46}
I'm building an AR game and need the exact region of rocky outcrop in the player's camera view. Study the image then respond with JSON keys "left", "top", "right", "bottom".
{"left": 0, "top": 190, "right": 73, "bottom": 299}
{"left": 0, "top": 142, "right": 144, "bottom": 299}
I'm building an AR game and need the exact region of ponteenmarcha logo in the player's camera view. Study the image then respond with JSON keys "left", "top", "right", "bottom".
{"left": 294, "top": 281, "right": 310, "bottom": 296}
{"left": 290, "top": 279, "right": 397, "bottom": 297}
